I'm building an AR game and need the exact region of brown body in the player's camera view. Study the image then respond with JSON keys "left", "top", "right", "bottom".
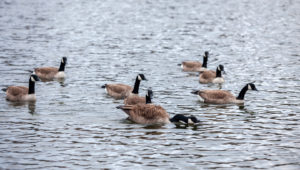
{"left": 197, "top": 90, "right": 242, "bottom": 104}
{"left": 199, "top": 70, "right": 216, "bottom": 83}
{"left": 124, "top": 94, "right": 146, "bottom": 105}
{"left": 34, "top": 67, "right": 59, "bottom": 80}
{"left": 6, "top": 86, "right": 36, "bottom": 102}
{"left": 105, "top": 84, "right": 133, "bottom": 99}
{"left": 118, "top": 104, "right": 170, "bottom": 124}
{"left": 181, "top": 61, "right": 204, "bottom": 72}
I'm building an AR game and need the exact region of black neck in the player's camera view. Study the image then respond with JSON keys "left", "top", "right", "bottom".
{"left": 58, "top": 61, "right": 66, "bottom": 71}
{"left": 216, "top": 68, "right": 222, "bottom": 77}
{"left": 236, "top": 85, "right": 248, "bottom": 100}
{"left": 202, "top": 56, "right": 208, "bottom": 68}
{"left": 170, "top": 114, "right": 188, "bottom": 123}
{"left": 146, "top": 95, "right": 152, "bottom": 104}
{"left": 28, "top": 78, "right": 35, "bottom": 94}
{"left": 132, "top": 77, "right": 141, "bottom": 94}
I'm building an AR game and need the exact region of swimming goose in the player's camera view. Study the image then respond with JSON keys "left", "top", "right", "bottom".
{"left": 34, "top": 57, "right": 67, "bottom": 80}
{"left": 170, "top": 114, "right": 200, "bottom": 125}
{"left": 102, "top": 74, "right": 147, "bottom": 99}
{"left": 117, "top": 103, "right": 199, "bottom": 125}
{"left": 180, "top": 51, "right": 209, "bottom": 72}
{"left": 191, "top": 83, "right": 258, "bottom": 104}
{"left": 2, "top": 74, "right": 40, "bottom": 102}
{"left": 199, "top": 64, "right": 225, "bottom": 84}
{"left": 124, "top": 89, "right": 153, "bottom": 105}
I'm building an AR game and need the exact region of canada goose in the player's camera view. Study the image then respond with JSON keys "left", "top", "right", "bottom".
{"left": 124, "top": 89, "right": 153, "bottom": 105}
{"left": 101, "top": 74, "right": 147, "bottom": 99}
{"left": 199, "top": 64, "right": 225, "bottom": 84}
{"left": 180, "top": 51, "right": 209, "bottom": 72}
{"left": 191, "top": 83, "right": 258, "bottom": 104}
{"left": 169, "top": 114, "right": 200, "bottom": 125}
{"left": 2, "top": 74, "right": 40, "bottom": 102}
{"left": 34, "top": 57, "right": 67, "bottom": 80}
{"left": 117, "top": 104, "right": 199, "bottom": 125}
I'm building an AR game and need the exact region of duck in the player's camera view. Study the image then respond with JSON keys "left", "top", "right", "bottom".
{"left": 179, "top": 51, "right": 209, "bottom": 72}
{"left": 34, "top": 57, "right": 67, "bottom": 80}
{"left": 199, "top": 64, "right": 225, "bottom": 84}
{"left": 124, "top": 88, "right": 153, "bottom": 105}
{"left": 102, "top": 74, "right": 147, "bottom": 99}
{"left": 191, "top": 83, "right": 258, "bottom": 104}
{"left": 2, "top": 74, "right": 40, "bottom": 102}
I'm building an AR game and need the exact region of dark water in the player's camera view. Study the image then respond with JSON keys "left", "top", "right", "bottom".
{"left": 0, "top": 0, "right": 300, "bottom": 169}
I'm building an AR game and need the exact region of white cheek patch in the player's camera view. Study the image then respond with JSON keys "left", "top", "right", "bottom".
{"left": 179, "top": 120, "right": 186, "bottom": 124}
{"left": 248, "top": 84, "right": 251, "bottom": 90}
{"left": 188, "top": 118, "right": 194, "bottom": 124}
{"left": 138, "top": 75, "right": 142, "bottom": 80}
{"left": 218, "top": 66, "right": 220, "bottom": 71}
{"left": 61, "top": 59, "right": 64, "bottom": 63}
{"left": 197, "top": 95, "right": 204, "bottom": 102}
{"left": 31, "top": 77, "right": 35, "bottom": 82}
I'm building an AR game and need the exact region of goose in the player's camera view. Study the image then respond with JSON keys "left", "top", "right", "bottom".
{"left": 101, "top": 74, "right": 147, "bottom": 99}
{"left": 117, "top": 104, "right": 199, "bottom": 125}
{"left": 179, "top": 51, "right": 209, "bottom": 72}
{"left": 117, "top": 92, "right": 199, "bottom": 125}
{"left": 191, "top": 83, "right": 258, "bottom": 104}
{"left": 199, "top": 64, "right": 225, "bottom": 84}
{"left": 124, "top": 89, "right": 153, "bottom": 105}
{"left": 170, "top": 114, "right": 200, "bottom": 125}
{"left": 2, "top": 74, "right": 40, "bottom": 102}
{"left": 34, "top": 57, "right": 67, "bottom": 80}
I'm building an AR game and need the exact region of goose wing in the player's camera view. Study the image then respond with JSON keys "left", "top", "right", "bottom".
{"left": 6, "top": 86, "right": 28, "bottom": 96}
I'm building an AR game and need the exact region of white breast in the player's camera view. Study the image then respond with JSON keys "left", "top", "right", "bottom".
{"left": 213, "top": 77, "right": 224, "bottom": 84}
{"left": 54, "top": 71, "right": 66, "bottom": 79}
{"left": 23, "top": 94, "right": 37, "bottom": 102}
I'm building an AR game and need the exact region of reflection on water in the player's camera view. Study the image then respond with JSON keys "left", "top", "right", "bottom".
{"left": 28, "top": 102, "right": 36, "bottom": 115}
{"left": 0, "top": 0, "right": 300, "bottom": 169}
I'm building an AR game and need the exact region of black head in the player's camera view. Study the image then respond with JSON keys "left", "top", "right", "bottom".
{"left": 62, "top": 57, "right": 67, "bottom": 64}
{"left": 170, "top": 114, "right": 200, "bottom": 124}
{"left": 137, "top": 74, "right": 147, "bottom": 81}
{"left": 217, "top": 64, "right": 224, "bottom": 71}
{"left": 248, "top": 83, "right": 258, "bottom": 91}
{"left": 204, "top": 51, "right": 209, "bottom": 57}
{"left": 145, "top": 89, "right": 153, "bottom": 104}
{"left": 146, "top": 89, "right": 153, "bottom": 99}
{"left": 30, "top": 74, "right": 40, "bottom": 82}
{"left": 188, "top": 116, "right": 200, "bottom": 124}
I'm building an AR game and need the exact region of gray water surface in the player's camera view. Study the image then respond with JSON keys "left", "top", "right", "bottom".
{"left": 0, "top": 0, "right": 300, "bottom": 169}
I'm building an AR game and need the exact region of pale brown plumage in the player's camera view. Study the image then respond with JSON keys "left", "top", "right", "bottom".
{"left": 102, "top": 74, "right": 147, "bottom": 100}
{"left": 34, "top": 57, "right": 67, "bottom": 81}
{"left": 104, "top": 84, "right": 133, "bottom": 99}
{"left": 4, "top": 74, "right": 40, "bottom": 102}
{"left": 35, "top": 67, "right": 59, "bottom": 80}
{"left": 197, "top": 90, "right": 237, "bottom": 104}
{"left": 199, "top": 64, "right": 225, "bottom": 84}
{"left": 6, "top": 86, "right": 32, "bottom": 101}
{"left": 181, "top": 51, "right": 209, "bottom": 72}
{"left": 117, "top": 104, "right": 170, "bottom": 124}
{"left": 124, "top": 94, "right": 146, "bottom": 105}
{"left": 199, "top": 70, "right": 216, "bottom": 83}
{"left": 193, "top": 83, "right": 258, "bottom": 104}
{"left": 181, "top": 61, "right": 204, "bottom": 72}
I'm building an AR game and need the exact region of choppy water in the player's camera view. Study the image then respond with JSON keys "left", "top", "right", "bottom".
{"left": 0, "top": 0, "right": 300, "bottom": 169}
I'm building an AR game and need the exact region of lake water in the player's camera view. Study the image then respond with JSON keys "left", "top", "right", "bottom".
{"left": 0, "top": 0, "right": 300, "bottom": 169}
